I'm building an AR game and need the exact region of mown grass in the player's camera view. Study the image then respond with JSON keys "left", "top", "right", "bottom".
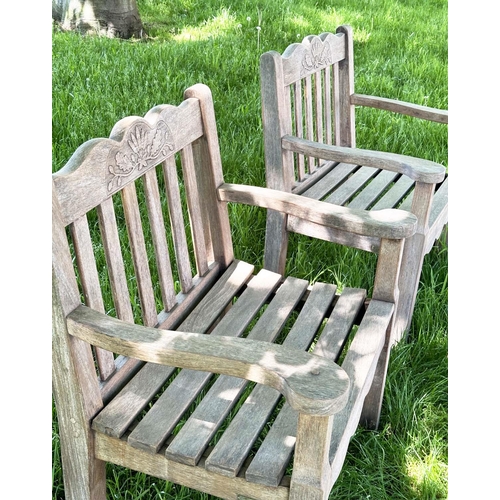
{"left": 52, "top": 0, "right": 447, "bottom": 498}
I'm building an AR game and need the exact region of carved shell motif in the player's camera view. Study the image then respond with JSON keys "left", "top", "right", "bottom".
{"left": 301, "top": 38, "right": 333, "bottom": 76}
{"left": 107, "top": 120, "right": 174, "bottom": 192}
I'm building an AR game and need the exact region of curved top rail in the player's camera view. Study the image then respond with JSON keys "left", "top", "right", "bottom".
{"left": 52, "top": 98, "right": 203, "bottom": 226}
{"left": 263, "top": 31, "right": 346, "bottom": 86}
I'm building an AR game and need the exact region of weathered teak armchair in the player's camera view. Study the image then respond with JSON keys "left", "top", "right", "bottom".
{"left": 53, "top": 84, "right": 418, "bottom": 500}
{"left": 260, "top": 25, "right": 447, "bottom": 341}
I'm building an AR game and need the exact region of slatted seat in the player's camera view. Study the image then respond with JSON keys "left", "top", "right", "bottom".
{"left": 53, "top": 84, "right": 421, "bottom": 500}
{"left": 260, "top": 26, "right": 448, "bottom": 341}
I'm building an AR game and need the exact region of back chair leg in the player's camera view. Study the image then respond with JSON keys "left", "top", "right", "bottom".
{"left": 393, "top": 233, "right": 427, "bottom": 343}
{"left": 359, "top": 330, "right": 391, "bottom": 430}
{"left": 59, "top": 430, "right": 107, "bottom": 500}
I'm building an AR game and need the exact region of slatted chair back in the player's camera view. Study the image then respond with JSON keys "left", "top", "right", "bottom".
{"left": 260, "top": 25, "right": 447, "bottom": 339}
{"left": 53, "top": 83, "right": 419, "bottom": 500}
{"left": 52, "top": 86, "right": 233, "bottom": 403}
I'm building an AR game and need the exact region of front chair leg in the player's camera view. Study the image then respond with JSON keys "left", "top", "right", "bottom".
{"left": 289, "top": 414, "right": 333, "bottom": 500}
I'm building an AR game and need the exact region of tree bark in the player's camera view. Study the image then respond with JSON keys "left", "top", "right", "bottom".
{"left": 52, "top": 0, "right": 145, "bottom": 39}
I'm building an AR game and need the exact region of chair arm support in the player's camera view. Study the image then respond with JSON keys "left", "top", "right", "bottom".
{"left": 282, "top": 135, "right": 446, "bottom": 184}
{"left": 218, "top": 183, "right": 417, "bottom": 240}
{"left": 351, "top": 93, "right": 448, "bottom": 124}
{"left": 67, "top": 305, "right": 350, "bottom": 416}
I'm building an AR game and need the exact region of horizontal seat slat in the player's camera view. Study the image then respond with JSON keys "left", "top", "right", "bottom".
{"left": 370, "top": 174, "right": 415, "bottom": 211}
{"left": 205, "top": 282, "right": 336, "bottom": 478}
{"left": 127, "top": 265, "right": 274, "bottom": 453}
{"left": 347, "top": 170, "right": 399, "bottom": 210}
{"left": 244, "top": 287, "right": 366, "bottom": 487}
{"left": 92, "top": 260, "right": 253, "bottom": 439}
{"left": 324, "top": 166, "right": 379, "bottom": 206}
{"left": 165, "top": 275, "right": 308, "bottom": 466}
{"left": 301, "top": 162, "right": 358, "bottom": 200}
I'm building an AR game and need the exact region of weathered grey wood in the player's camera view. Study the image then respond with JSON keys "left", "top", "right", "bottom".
{"left": 425, "top": 177, "right": 448, "bottom": 252}
{"left": 52, "top": 187, "right": 107, "bottom": 500}
{"left": 291, "top": 160, "right": 338, "bottom": 195}
{"left": 184, "top": 85, "right": 235, "bottom": 269}
{"left": 92, "top": 260, "right": 254, "bottom": 440}
{"left": 68, "top": 304, "right": 351, "bottom": 417}
{"left": 304, "top": 74, "right": 315, "bottom": 172}
{"left": 70, "top": 214, "right": 116, "bottom": 381}
{"left": 287, "top": 215, "right": 381, "bottom": 253}
{"left": 52, "top": 98, "right": 204, "bottom": 227}
{"left": 289, "top": 414, "right": 333, "bottom": 500}
{"left": 128, "top": 267, "right": 279, "bottom": 454}
{"left": 142, "top": 168, "right": 177, "bottom": 312}
{"left": 351, "top": 93, "right": 448, "bottom": 124}
{"left": 96, "top": 197, "right": 135, "bottom": 323}
{"left": 292, "top": 80, "right": 306, "bottom": 180}
{"left": 282, "top": 136, "right": 446, "bottom": 184}
{"left": 329, "top": 300, "right": 393, "bottom": 482}
{"left": 244, "top": 287, "right": 364, "bottom": 487}
{"left": 324, "top": 166, "right": 379, "bottom": 206}
{"left": 95, "top": 433, "right": 290, "bottom": 500}
{"left": 392, "top": 181, "right": 436, "bottom": 343}
{"left": 121, "top": 181, "right": 158, "bottom": 327}
{"left": 163, "top": 154, "right": 193, "bottom": 294}
{"left": 371, "top": 174, "right": 415, "bottom": 211}
{"left": 53, "top": 81, "right": 424, "bottom": 500}
{"left": 181, "top": 143, "right": 209, "bottom": 276}
{"left": 301, "top": 162, "right": 358, "bottom": 200}
{"left": 336, "top": 25, "right": 355, "bottom": 147}
{"left": 259, "top": 25, "right": 448, "bottom": 340}
{"left": 347, "top": 170, "right": 399, "bottom": 210}
{"left": 206, "top": 282, "right": 337, "bottom": 478}
{"left": 165, "top": 274, "right": 304, "bottom": 466}
{"left": 281, "top": 32, "right": 346, "bottom": 86}
{"left": 218, "top": 183, "right": 417, "bottom": 240}
{"left": 323, "top": 66, "right": 332, "bottom": 145}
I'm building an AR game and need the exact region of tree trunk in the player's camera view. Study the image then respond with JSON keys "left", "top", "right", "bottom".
{"left": 52, "top": 0, "right": 145, "bottom": 39}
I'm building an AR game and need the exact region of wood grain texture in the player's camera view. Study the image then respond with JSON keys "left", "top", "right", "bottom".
{"left": 351, "top": 93, "right": 448, "bottom": 124}
{"left": 204, "top": 279, "right": 325, "bottom": 478}
{"left": 282, "top": 136, "right": 446, "bottom": 184}
{"left": 68, "top": 304, "right": 351, "bottom": 416}
{"left": 53, "top": 82, "right": 414, "bottom": 500}
{"left": 218, "top": 183, "right": 417, "bottom": 240}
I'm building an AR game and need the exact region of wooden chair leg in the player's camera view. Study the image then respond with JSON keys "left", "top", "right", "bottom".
{"left": 359, "top": 330, "right": 391, "bottom": 430}
{"left": 264, "top": 210, "right": 289, "bottom": 275}
{"left": 392, "top": 233, "right": 426, "bottom": 343}
{"left": 289, "top": 414, "right": 333, "bottom": 500}
{"left": 58, "top": 425, "right": 107, "bottom": 500}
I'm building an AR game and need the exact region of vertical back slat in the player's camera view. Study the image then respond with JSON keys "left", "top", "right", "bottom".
{"left": 304, "top": 74, "right": 315, "bottom": 173}
{"left": 181, "top": 143, "right": 209, "bottom": 277}
{"left": 332, "top": 63, "right": 341, "bottom": 146}
{"left": 314, "top": 71, "right": 323, "bottom": 147}
{"left": 292, "top": 81, "right": 305, "bottom": 181}
{"left": 71, "top": 214, "right": 116, "bottom": 380}
{"left": 323, "top": 66, "right": 332, "bottom": 145}
{"left": 162, "top": 155, "right": 194, "bottom": 294}
{"left": 121, "top": 182, "right": 158, "bottom": 327}
{"left": 142, "top": 168, "right": 178, "bottom": 312}
{"left": 97, "top": 197, "right": 135, "bottom": 323}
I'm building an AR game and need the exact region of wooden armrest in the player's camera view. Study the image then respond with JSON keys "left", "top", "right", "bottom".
{"left": 218, "top": 183, "right": 417, "bottom": 240}
{"left": 67, "top": 305, "right": 350, "bottom": 416}
{"left": 282, "top": 135, "right": 446, "bottom": 184}
{"left": 351, "top": 94, "right": 448, "bottom": 124}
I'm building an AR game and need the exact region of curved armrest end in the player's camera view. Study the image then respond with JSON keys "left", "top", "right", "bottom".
{"left": 67, "top": 305, "right": 350, "bottom": 416}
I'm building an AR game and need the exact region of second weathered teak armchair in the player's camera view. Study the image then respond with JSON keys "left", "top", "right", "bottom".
{"left": 53, "top": 84, "right": 418, "bottom": 499}
{"left": 260, "top": 26, "right": 447, "bottom": 341}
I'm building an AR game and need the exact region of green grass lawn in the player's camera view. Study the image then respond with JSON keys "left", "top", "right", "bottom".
{"left": 52, "top": 0, "right": 448, "bottom": 498}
